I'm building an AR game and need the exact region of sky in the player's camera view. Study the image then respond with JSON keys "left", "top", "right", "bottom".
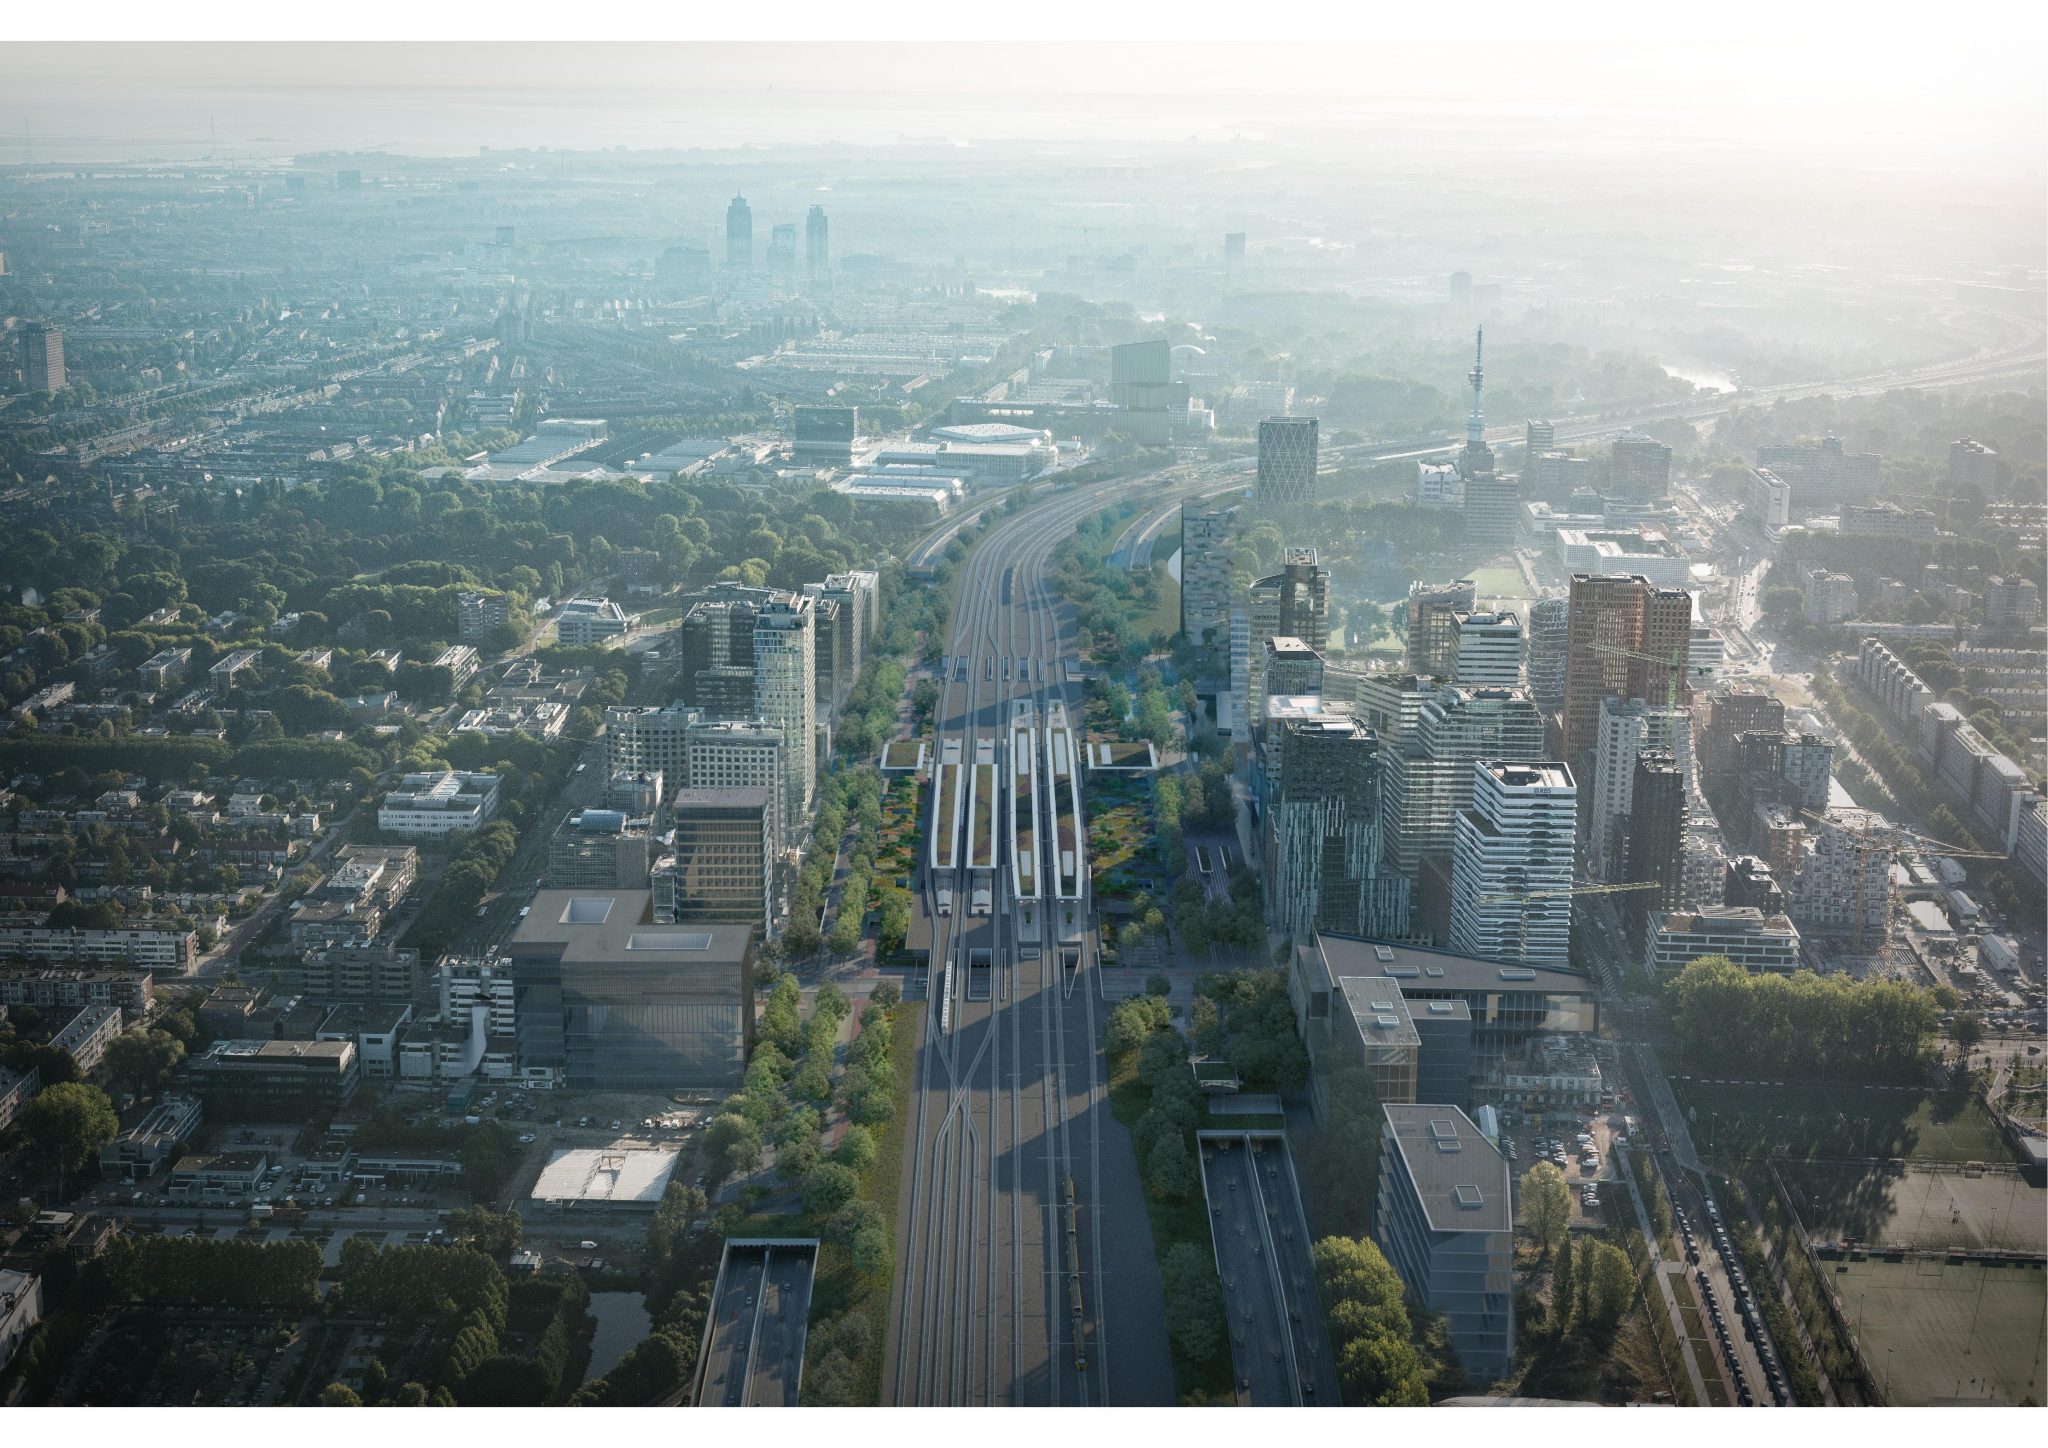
{"left": 2, "top": 13, "right": 2043, "bottom": 172}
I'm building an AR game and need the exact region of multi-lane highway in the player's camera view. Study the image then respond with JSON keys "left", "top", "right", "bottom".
{"left": 696, "top": 1241, "right": 817, "bottom": 1407}
{"left": 1201, "top": 1134, "right": 1340, "bottom": 1406}
{"left": 884, "top": 473, "right": 1178, "bottom": 1406}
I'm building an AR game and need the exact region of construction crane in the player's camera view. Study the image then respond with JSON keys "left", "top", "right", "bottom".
{"left": 1478, "top": 880, "right": 1664, "bottom": 904}
{"left": 1588, "top": 640, "right": 1688, "bottom": 710}
{"left": 1795, "top": 807, "right": 2006, "bottom": 861}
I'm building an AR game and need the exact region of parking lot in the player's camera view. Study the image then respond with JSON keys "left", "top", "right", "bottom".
{"left": 1496, "top": 1105, "right": 1625, "bottom": 1225}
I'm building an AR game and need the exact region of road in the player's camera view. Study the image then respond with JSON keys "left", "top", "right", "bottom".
{"left": 884, "top": 473, "right": 1174, "bottom": 1406}
{"left": 1200, "top": 1134, "right": 1339, "bottom": 1405}
{"left": 696, "top": 1243, "right": 815, "bottom": 1407}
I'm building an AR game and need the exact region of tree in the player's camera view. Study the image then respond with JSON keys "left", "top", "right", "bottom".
{"left": 1146, "top": 1132, "right": 1199, "bottom": 1200}
{"left": 1520, "top": 1162, "right": 1571, "bottom": 1261}
{"left": 702, "top": 1113, "right": 764, "bottom": 1186}
{"left": 1299, "top": 1066, "right": 1381, "bottom": 1240}
{"left": 1160, "top": 1241, "right": 1226, "bottom": 1362}
{"left": 1952, "top": 1013, "right": 1983, "bottom": 1056}
{"left": 444, "top": 1205, "right": 523, "bottom": 1257}
{"left": 1104, "top": 995, "right": 1171, "bottom": 1054}
{"left": 1581, "top": 1241, "right": 1636, "bottom": 1333}
{"left": 1313, "top": 1236, "right": 1429, "bottom": 1406}
{"left": 317, "top": 1384, "right": 363, "bottom": 1406}
{"left": 835, "top": 1124, "right": 878, "bottom": 1175}
{"left": 1552, "top": 1232, "right": 1577, "bottom": 1330}
{"left": 104, "top": 1027, "right": 186, "bottom": 1098}
{"left": 17, "top": 1081, "right": 118, "bottom": 1184}
{"left": 802, "top": 1162, "right": 860, "bottom": 1216}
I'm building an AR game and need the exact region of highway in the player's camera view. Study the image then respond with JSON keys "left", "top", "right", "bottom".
{"left": 884, "top": 471, "right": 1177, "bottom": 1406}
{"left": 1200, "top": 1134, "right": 1339, "bottom": 1405}
{"left": 696, "top": 1243, "right": 816, "bottom": 1407}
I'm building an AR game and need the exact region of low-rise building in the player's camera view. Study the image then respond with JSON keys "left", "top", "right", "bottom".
{"left": 378, "top": 770, "right": 501, "bottom": 836}
{"left": 99, "top": 1094, "right": 204, "bottom": 1181}
{"left": 183, "top": 1039, "right": 361, "bottom": 1117}
{"left": 0, "top": 966, "right": 154, "bottom": 1020}
{"left": 167, "top": 1150, "right": 270, "bottom": 1200}
{"left": 0, "top": 923, "right": 195, "bottom": 972}
{"left": 0, "top": 1063, "right": 40, "bottom": 1131}
{"left": 0, "top": 1268, "right": 42, "bottom": 1375}
{"left": 49, "top": 1003, "right": 124, "bottom": 1076}
{"left": 556, "top": 597, "right": 636, "bottom": 646}
{"left": 1644, "top": 906, "right": 1801, "bottom": 974}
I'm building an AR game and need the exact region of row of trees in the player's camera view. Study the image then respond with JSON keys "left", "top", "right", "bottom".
{"left": 1312, "top": 1236, "right": 1429, "bottom": 1406}
{"left": 1666, "top": 954, "right": 1943, "bottom": 1080}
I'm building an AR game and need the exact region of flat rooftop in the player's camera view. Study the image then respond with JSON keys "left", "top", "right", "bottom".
{"left": 530, "top": 1146, "right": 682, "bottom": 1206}
{"left": 1315, "top": 936, "right": 1595, "bottom": 995}
{"left": 1383, "top": 1104, "right": 1512, "bottom": 1234}
{"left": 508, "top": 890, "right": 754, "bottom": 962}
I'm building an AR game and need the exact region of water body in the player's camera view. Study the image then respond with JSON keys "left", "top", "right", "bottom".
{"left": 584, "top": 1291, "right": 653, "bottom": 1383}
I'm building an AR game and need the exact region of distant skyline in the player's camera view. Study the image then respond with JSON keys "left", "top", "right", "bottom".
{"left": 2, "top": 38, "right": 2043, "bottom": 173}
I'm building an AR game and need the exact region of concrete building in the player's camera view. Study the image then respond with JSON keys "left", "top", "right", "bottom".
{"left": 1588, "top": 697, "right": 1691, "bottom": 881}
{"left": 753, "top": 595, "right": 817, "bottom": 824}
{"left": 1261, "top": 636, "right": 1324, "bottom": 707}
{"left": 1840, "top": 502, "right": 1938, "bottom": 543}
{"left": 1605, "top": 431, "right": 1672, "bottom": 500}
{"left": 686, "top": 720, "right": 789, "bottom": 864}
{"left": 1757, "top": 436, "right": 1882, "bottom": 516}
{"left": 1560, "top": 573, "right": 1691, "bottom": 765}
{"left": 1554, "top": 526, "right": 1689, "bottom": 589}
{"left": 457, "top": 590, "right": 512, "bottom": 642}
{"left": 1416, "top": 460, "right": 1464, "bottom": 509}
{"left": 1802, "top": 567, "right": 1858, "bottom": 624}
{"left": 1381, "top": 686, "right": 1548, "bottom": 880}
{"left": 1790, "top": 810, "right": 1893, "bottom": 949}
{"left": 1376, "top": 1104, "right": 1514, "bottom": 1379}
{"left": 50, "top": 1004, "right": 123, "bottom": 1076}
{"left": 1407, "top": 579, "right": 1477, "bottom": 679}
{"left": 1622, "top": 751, "right": 1688, "bottom": 951}
{"left": 1319, "top": 976, "right": 1420, "bottom": 1105}
{"left": 791, "top": 405, "right": 857, "bottom": 465}
{"left": 301, "top": 941, "right": 420, "bottom": 1002}
{"left": 507, "top": 890, "right": 755, "bottom": 1091}
{"left": 655, "top": 787, "right": 775, "bottom": 928}
{"left": 0, "top": 1064, "right": 38, "bottom": 1132}
{"left": 1985, "top": 575, "right": 2043, "bottom": 627}
{"left": 138, "top": 647, "right": 191, "bottom": 691}
{"left": 0, "top": 967, "right": 153, "bottom": 1020}
{"left": 805, "top": 204, "right": 829, "bottom": 285}
{"left": 0, "top": 923, "right": 196, "bottom": 973}
{"left": 725, "top": 192, "right": 752, "bottom": 270}
{"left": 185, "top": 1039, "right": 361, "bottom": 1116}
{"left": 547, "top": 809, "right": 655, "bottom": 890}
{"left": 1462, "top": 473, "right": 1520, "bottom": 551}
{"left": 1751, "top": 466, "right": 1792, "bottom": 538}
{"left": 1645, "top": 907, "right": 1801, "bottom": 975}
{"left": 378, "top": 770, "right": 501, "bottom": 836}
{"left": 556, "top": 597, "right": 635, "bottom": 646}
{"left": 605, "top": 705, "right": 702, "bottom": 796}
{"left": 1524, "top": 597, "right": 1569, "bottom": 712}
{"left": 531, "top": 1146, "right": 683, "bottom": 1214}
{"left": 1949, "top": 438, "right": 1999, "bottom": 489}
{"left": 20, "top": 321, "right": 64, "bottom": 394}
{"left": 1266, "top": 715, "right": 1407, "bottom": 941}
{"left": 1449, "top": 762, "right": 1577, "bottom": 968}
{"left": 0, "top": 1268, "right": 42, "bottom": 1376}
{"left": 1179, "top": 502, "right": 1242, "bottom": 648}
{"left": 1254, "top": 416, "right": 1320, "bottom": 506}
{"left": 99, "top": 1094, "right": 204, "bottom": 1181}
{"left": 1245, "top": 549, "right": 1329, "bottom": 715}
{"left": 1452, "top": 610, "right": 1522, "bottom": 689}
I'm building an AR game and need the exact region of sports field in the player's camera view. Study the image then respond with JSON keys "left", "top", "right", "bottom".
{"left": 1826, "top": 1255, "right": 2046, "bottom": 1405}
{"left": 1670, "top": 1077, "right": 2010, "bottom": 1164}
{"left": 1779, "top": 1163, "right": 2046, "bottom": 1254}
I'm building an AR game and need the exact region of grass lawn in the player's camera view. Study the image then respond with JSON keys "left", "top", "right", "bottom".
{"left": 1829, "top": 1256, "right": 2046, "bottom": 1405}
{"left": 1467, "top": 564, "right": 1527, "bottom": 599}
{"left": 1669, "top": 1076, "right": 2011, "bottom": 1165}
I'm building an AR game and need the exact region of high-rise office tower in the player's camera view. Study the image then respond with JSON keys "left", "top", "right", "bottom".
{"left": 1949, "top": 439, "right": 1998, "bottom": 489}
{"left": 1623, "top": 750, "right": 1687, "bottom": 952}
{"left": 1449, "top": 271, "right": 1473, "bottom": 307}
{"left": 21, "top": 322, "right": 64, "bottom": 394}
{"left": 805, "top": 204, "right": 829, "bottom": 284}
{"left": 604, "top": 704, "right": 703, "bottom": 794}
{"left": 1179, "top": 502, "right": 1241, "bottom": 648}
{"left": 1696, "top": 689, "right": 1785, "bottom": 778}
{"left": 1449, "top": 761, "right": 1577, "bottom": 968}
{"left": 1462, "top": 471, "right": 1520, "bottom": 551}
{"left": 1224, "top": 232, "right": 1246, "bottom": 271}
{"left": 1756, "top": 436, "right": 1882, "bottom": 516}
{"left": 1452, "top": 610, "right": 1523, "bottom": 689}
{"left": 791, "top": 404, "right": 857, "bottom": 465}
{"left": 810, "top": 594, "right": 849, "bottom": 719}
{"left": 684, "top": 720, "right": 788, "bottom": 864}
{"left": 1255, "top": 416, "right": 1320, "bottom": 506}
{"left": 752, "top": 596, "right": 816, "bottom": 824}
{"left": 1107, "top": 338, "right": 1188, "bottom": 446}
{"left": 1610, "top": 431, "right": 1673, "bottom": 500}
{"left": 1589, "top": 696, "right": 1692, "bottom": 881}
{"left": 656, "top": 787, "right": 775, "bottom": 927}
{"left": 1228, "top": 606, "right": 1252, "bottom": 744}
{"left": 1262, "top": 636, "right": 1324, "bottom": 701}
{"left": 1561, "top": 573, "right": 1692, "bottom": 764}
{"left": 1525, "top": 419, "right": 1555, "bottom": 459}
{"left": 1381, "top": 685, "right": 1548, "bottom": 878}
{"left": 1407, "top": 579, "right": 1477, "bottom": 678}
{"left": 1247, "top": 548, "right": 1329, "bottom": 714}
{"left": 725, "top": 192, "right": 753, "bottom": 271}
{"left": 1525, "top": 598, "right": 1570, "bottom": 712}
{"left": 1457, "top": 329, "right": 1495, "bottom": 483}
{"left": 1268, "top": 715, "right": 1408, "bottom": 940}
